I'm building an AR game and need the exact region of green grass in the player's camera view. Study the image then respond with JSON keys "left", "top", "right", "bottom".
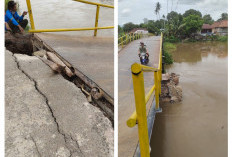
{"left": 164, "top": 36, "right": 180, "bottom": 43}
{"left": 163, "top": 50, "right": 174, "bottom": 65}
{"left": 163, "top": 42, "right": 176, "bottom": 52}
{"left": 163, "top": 42, "right": 175, "bottom": 65}
{"left": 217, "top": 36, "right": 228, "bottom": 42}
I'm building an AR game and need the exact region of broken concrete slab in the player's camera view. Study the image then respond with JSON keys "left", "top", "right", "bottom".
{"left": 5, "top": 50, "right": 113, "bottom": 157}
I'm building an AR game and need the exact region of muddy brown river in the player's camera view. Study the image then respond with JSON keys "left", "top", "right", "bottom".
{"left": 150, "top": 42, "right": 228, "bottom": 157}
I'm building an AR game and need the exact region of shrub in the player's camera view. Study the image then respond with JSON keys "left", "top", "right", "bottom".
{"left": 163, "top": 50, "right": 173, "bottom": 65}
{"left": 163, "top": 42, "right": 176, "bottom": 52}
{"left": 164, "top": 35, "right": 180, "bottom": 43}
{"left": 217, "top": 36, "right": 228, "bottom": 42}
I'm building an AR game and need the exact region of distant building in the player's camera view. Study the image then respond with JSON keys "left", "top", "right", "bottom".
{"left": 211, "top": 20, "right": 228, "bottom": 35}
{"left": 201, "top": 24, "right": 213, "bottom": 34}
{"left": 201, "top": 20, "right": 228, "bottom": 36}
{"left": 130, "top": 28, "right": 149, "bottom": 34}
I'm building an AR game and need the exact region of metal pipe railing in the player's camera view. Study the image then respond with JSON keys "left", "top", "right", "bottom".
{"left": 73, "top": 0, "right": 114, "bottom": 8}
{"left": 127, "top": 33, "right": 163, "bottom": 157}
{"left": 25, "top": 0, "right": 114, "bottom": 36}
{"left": 118, "top": 33, "right": 144, "bottom": 48}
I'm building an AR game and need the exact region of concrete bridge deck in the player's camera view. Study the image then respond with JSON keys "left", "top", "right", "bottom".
{"left": 36, "top": 33, "right": 114, "bottom": 100}
{"left": 118, "top": 36, "right": 161, "bottom": 157}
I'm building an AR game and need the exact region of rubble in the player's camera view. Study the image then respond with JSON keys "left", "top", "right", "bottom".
{"left": 161, "top": 73, "right": 182, "bottom": 103}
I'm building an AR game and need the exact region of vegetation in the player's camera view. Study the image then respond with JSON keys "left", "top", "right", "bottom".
{"left": 155, "top": 2, "right": 161, "bottom": 20}
{"left": 203, "top": 14, "right": 214, "bottom": 25}
{"left": 182, "top": 15, "right": 204, "bottom": 37}
{"left": 217, "top": 13, "right": 228, "bottom": 22}
{"left": 119, "top": 6, "right": 227, "bottom": 43}
{"left": 163, "top": 50, "right": 173, "bottom": 65}
{"left": 163, "top": 42, "right": 176, "bottom": 65}
{"left": 118, "top": 3, "right": 227, "bottom": 65}
{"left": 163, "top": 42, "right": 176, "bottom": 52}
{"left": 216, "top": 35, "right": 228, "bottom": 42}
{"left": 182, "top": 9, "right": 202, "bottom": 18}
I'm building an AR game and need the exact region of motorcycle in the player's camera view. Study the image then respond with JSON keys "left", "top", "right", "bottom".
{"left": 139, "top": 52, "right": 149, "bottom": 65}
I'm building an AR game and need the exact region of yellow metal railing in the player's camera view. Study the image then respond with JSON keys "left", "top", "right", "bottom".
{"left": 127, "top": 33, "right": 163, "bottom": 157}
{"left": 118, "top": 32, "right": 144, "bottom": 48}
{"left": 25, "top": 0, "right": 114, "bottom": 36}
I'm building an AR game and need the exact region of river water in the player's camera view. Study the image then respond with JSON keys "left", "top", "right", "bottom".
{"left": 150, "top": 42, "right": 228, "bottom": 157}
{"left": 17, "top": 0, "right": 113, "bottom": 36}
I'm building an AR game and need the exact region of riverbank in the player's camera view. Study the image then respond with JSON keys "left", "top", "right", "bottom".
{"left": 5, "top": 49, "right": 114, "bottom": 157}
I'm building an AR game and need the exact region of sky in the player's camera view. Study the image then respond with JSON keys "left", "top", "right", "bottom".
{"left": 118, "top": 0, "right": 228, "bottom": 25}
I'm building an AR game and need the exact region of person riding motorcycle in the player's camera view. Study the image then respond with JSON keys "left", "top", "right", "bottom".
{"left": 138, "top": 42, "right": 149, "bottom": 61}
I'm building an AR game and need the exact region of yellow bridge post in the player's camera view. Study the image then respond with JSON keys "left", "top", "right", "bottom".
{"left": 131, "top": 63, "right": 150, "bottom": 157}
{"left": 94, "top": 5, "right": 100, "bottom": 36}
{"left": 154, "top": 71, "right": 159, "bottom": 109}
{"left": 26, "top": 0, "right": 35, "bottom": 30}
{"left": 126, "top": 34, "right": 128, "bottom": 44}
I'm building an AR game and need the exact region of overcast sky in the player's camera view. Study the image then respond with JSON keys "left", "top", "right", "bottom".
{"left": 119, "top": 0, "right": 228, "bottom": 25}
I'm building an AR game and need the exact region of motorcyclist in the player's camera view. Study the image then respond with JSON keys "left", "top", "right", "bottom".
{"left": 138, "top": 42, "right": 149, "bottom": 61}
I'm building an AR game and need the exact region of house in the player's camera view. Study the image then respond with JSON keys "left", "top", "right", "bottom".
{"left": 201, "top": 20, "right": 228, "bottom": 36}
{"left": 201, "top": 24, "right": 213, "bottom": 34}
{"left": 211, "top": 20, "right": 228, "bottom": 36}
{"left": 129, "top": 28, "right": 149, "bottom": 34}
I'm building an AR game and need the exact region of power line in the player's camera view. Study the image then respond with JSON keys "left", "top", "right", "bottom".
{"left": 175, "top": 0, "right": 180, "bottom": 12}
{"left": 167, "top": 0, "right": 169, "bottom": 17}
{"left": 171, "top": 0, "right": 173, "bottom": 11}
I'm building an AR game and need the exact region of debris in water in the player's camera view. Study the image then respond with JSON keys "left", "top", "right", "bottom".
{"left": 161, "top": 73, "right": 182, "bottom": 103}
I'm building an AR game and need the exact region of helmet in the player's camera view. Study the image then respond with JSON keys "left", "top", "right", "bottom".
{"left": 140, "top": 42, "right": 144, "bottom": 45}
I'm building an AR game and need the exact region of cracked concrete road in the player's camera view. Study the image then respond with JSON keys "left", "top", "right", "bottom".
{"left": 5, "top": 50, "right": 113, "bottom": 157}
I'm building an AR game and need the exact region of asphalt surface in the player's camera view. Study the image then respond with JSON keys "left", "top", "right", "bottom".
{"left": 36, "top": 33, "right": 114, "bottom": 99}
{"left": 5, "top": 50, "right": 113, "bottom": 157}
{"left": 118, "top": 36, "right": 161, "bottom": 157}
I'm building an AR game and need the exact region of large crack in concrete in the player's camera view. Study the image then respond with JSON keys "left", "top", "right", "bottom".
{"left": 11, "top": 53, "right": 85, "bottom": 157}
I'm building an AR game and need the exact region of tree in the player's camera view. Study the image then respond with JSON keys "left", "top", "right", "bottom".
{"left": 122, "top": 22, "right": 136, "bottom": 33}
{"left": 166, "top": 11, "right": 183, "bottom": 36}
{"left": 147, "top": 20, "right": 159, "bottom": 34}
{"left": 203, "top": 14, "right": 214, "bottom": 24}
{"left": 162, "top": 15, "right": 165, "bottom": 19}
{"left": 217, "top": 13, "right": 228, "bottom": 21}
{"left": 118, "top": 25, "right": 124, "bottom": 36}
{"left": 155, "top": 2, "right": 161, "bottom": 20}
{"left": 167, "top": 11, "right": 179, "bottom": 22}
{"left": 182, "top": 15, "right": 204, "bottom": 37}
{"left": 183, "top": 9, "right": 202, "bottom": 18}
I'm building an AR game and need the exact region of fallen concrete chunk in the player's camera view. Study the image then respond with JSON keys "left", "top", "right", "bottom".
{"left": 47, "top": 52, "right": 74, "bottom": 77}
{"left": 33, "top": 50, "right": 47, "bottom": 57}
{"left": 40, "top": 57, "right": 65, "bottom": 73}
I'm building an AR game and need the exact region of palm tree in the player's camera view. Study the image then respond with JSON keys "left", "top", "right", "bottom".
{"left": 162, "top": 15, "right": 166, "bottom": 29}
{"left": 155, "top": 2, "right": 161, "bottom": 20}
